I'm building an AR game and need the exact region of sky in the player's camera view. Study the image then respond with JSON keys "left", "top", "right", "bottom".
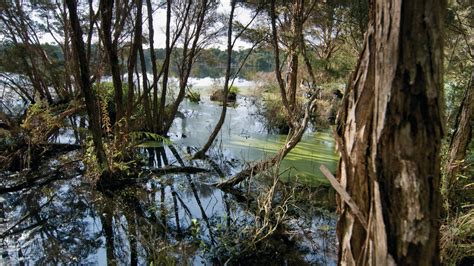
{"left": 150, "top": 0, "right": 254, "bottom": 50}
{"left": 34, "top": 0, "right": 255, "bottom": 50}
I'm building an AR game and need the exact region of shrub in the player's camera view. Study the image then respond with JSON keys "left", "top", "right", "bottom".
{"left": 229, "top": 85, "right": 240, "bottom": 95}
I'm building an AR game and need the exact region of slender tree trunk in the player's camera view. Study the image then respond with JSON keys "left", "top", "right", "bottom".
{"left": 144, "top": 0, "right": 159, "bottom": 132}
{"left": 100, "top": 0, "right": 124, "bottom": 123}
{"left": 126, "top": 0, "right": 142, "bottom": 125}
{"left": 157, "top": 0, "right": 172, "bottom": 134}
{"left": 287, "top": 0, "right": 304, "bottom": 113}
{"left": 334, "top": 0, "right": 445, "bottom": 265}
{"left": 444, "top": 71, "right": 473, "bottom": 208}
{"left": 193, "top": 0, "right": 236, "bottom": 159}
{"left": 216, "top": 0, "right": 315, "bottom": 188}
{"left": 270, "top": 0, "right": 289, "bottom": 113}
{"left": 139, "top": 46, "right": 153, "bottom": 131}
{"left": 66, "top": 0, "right": 109, "bottom": 172}
{"left": 162, "top": 0, "right": 209, "bottom": 135}
{"left": 217, "top": 93, "right": 317, "bottom": 189}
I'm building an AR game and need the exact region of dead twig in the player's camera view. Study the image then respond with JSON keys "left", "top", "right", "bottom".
{"left": 319, "top": 165, "right": 368, "bottom": 231}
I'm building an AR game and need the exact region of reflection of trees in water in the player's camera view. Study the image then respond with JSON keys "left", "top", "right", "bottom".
{"left": 1, "top": 146, "right": 336, "bottom": 264}
{"left": 2, "top": 176, "right": 102, "bottom": 264}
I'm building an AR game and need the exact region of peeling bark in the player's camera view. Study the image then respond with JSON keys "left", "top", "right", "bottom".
{"left": 335, "top": 0, "right": 445, "bottom": 264}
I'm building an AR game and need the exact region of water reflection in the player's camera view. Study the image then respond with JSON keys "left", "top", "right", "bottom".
{"left": 1, "top": 84, "right": 340, "bottom": 265}
{"left": 171, "top": 97, "right": 339, "bottom": 186}
{"left": 0, "top": 146, "right": 337, "bottom": 264}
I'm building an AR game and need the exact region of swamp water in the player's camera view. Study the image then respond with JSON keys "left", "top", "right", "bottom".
{"left": 0, "top": 87, "right": 339, "bottom": 265}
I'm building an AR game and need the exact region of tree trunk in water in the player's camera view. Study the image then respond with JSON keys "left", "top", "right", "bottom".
{"left": 215, "top": 0, "right": 314, "bottom": 188}
{"left": 335, "top": 0, "right": 445, "bottom": 265}
{"left": 162, "top": 0, "right": 208, "bottom": 136}
{"left": 139, "top": 46, "right": 153, "bottom": 131}
{"left": 444, "top": 71, "right": 473, "bottom": 208}
{"left": 66, "top": 0, "right": 109, "bottom": 172}
{"left": 193, "top": 0, "right": 235, "bottom": 159}
{"left": 145, "top": 0, "right": 159, "bottom": 132}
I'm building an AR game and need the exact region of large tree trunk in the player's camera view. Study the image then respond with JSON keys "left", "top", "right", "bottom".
{"left": 335, "top": 0, "right": 445, "bottom": 265}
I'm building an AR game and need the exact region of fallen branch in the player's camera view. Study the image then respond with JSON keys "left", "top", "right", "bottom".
{"left": 45, "top": 104, "right": 85, "bottom": 139}
{"left": 148, "top": 166, "right": 209, "bottom": 175}
{"left": 216, "top": 94, "right": 318, "bottom": 190}
{"left": 0, "top": 173, "right": 63, "bottom": 194}
{"left": 319, "top": 165, "right": 368, "bottom": 231}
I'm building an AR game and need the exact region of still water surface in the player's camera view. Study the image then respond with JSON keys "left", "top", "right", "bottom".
{"left": 0, "top": 87, "right": 339, "bottom": 265}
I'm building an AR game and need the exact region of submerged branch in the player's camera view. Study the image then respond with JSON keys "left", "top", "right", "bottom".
{"left": 148, "top": 166, "right": 210, "bottom": 175}
{"left": 0, "top": 160, "right": 81, "bottom": 194}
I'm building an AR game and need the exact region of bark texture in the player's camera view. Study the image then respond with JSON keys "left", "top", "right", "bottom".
{"left": 335, "top": 0, "right": 445, "bottom": 265}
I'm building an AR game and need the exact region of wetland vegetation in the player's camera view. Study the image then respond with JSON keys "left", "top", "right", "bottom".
{"left": 0, "top": 0, "right": 472, "bottom": 265}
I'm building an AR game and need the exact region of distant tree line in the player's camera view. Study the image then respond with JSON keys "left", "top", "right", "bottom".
{"left": 0, "top": 44, "right": 275, "bottom": 79}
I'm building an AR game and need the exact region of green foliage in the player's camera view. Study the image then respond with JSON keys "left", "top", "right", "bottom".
{"left": 83, "top": 136, "right": 102, "bottom": 182}
{"left": 256, "top": 94, "right": 289, "bottom": 134}
{"left": 0, "top": 44, "right": 276, "bottom": 79}
{"left": 445, "top": 79, "right": 470, "bottom": 133}
{"left": 440, "top": 128, "right": 474, "bottom": 265}
{"left": 0, "top": 43, "right": 66, "bottom": 86}
{"left": 131, "top": 131, "right": 172, "bottom": 146}
{"left": 323, "top": 44, "right": 358, "bottom": 81}
{"left": 186, "top": 87, "right": 201, "bottom": 103}
{"left": 94, "top": 82, "right": 115, "bottom": 102}
{"left": 21, "top": 100, "right": 61, "bottom": 144}
{"left": 229, "top": 85, "right": 240, "bottom": 95}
